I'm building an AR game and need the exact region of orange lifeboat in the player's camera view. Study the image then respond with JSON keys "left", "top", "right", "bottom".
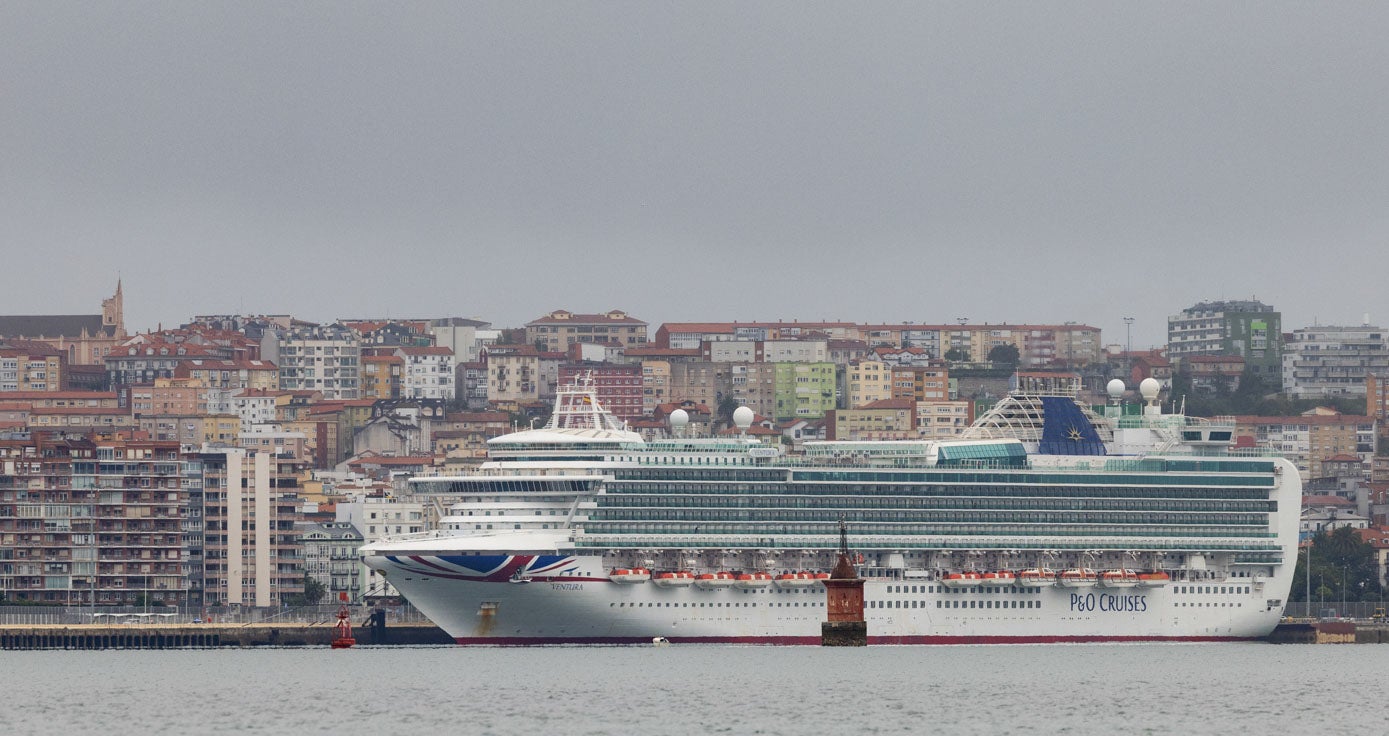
{"left": 651, "top": 571, "right": 694, "bottom": 588}
{"left": 610, "top": 567, "right": 652, "bottom": 584}
{"left": 1058, "top": 568, "right": 1099, "bottom": 588}
{"left": 735, "top": 572, "right": 773, "bottom": 589}
{"left": 774, "top": 572, "right": 817, "bottom": 588}
{"left": 942, "top": 572, "right": 984, "bottom": 589}
{"left": 1017, "top": 568, "right": 1056, "bottom": 588}
{"left": 695, "top": 571, "right": 736, "bottom": 590}
{"left": 1100, "top": 569, "right": 1139, "bottom": 588}
{"left": 1137, "top": 571, "right": 1171, "bottom": 587}
{"left": 982, "top": 571, "right": 1016, "bottom": 588}
{"left": 810, "top": 572, "right": 830, "bottom": 584}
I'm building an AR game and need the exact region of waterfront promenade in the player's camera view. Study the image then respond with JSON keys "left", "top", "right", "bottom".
{"left": 0, "top": 620, "right": 452, "bottom": 649}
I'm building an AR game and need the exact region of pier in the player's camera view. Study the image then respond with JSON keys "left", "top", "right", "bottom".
{"left": 0, "top": 622, "right": 452, "bottom": 650}
{"left": 1268, "top": 620, "right": 1389, "bottom": 644}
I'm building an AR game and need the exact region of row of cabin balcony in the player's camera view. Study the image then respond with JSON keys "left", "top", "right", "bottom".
{"left": 571, "top": 534, "right": 1285, "bottom": 554}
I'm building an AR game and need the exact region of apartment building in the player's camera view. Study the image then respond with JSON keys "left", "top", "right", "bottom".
{"left": 1283, "top": 324, "right": 1389, "bottom": 399}
{"left": 773, "top": 362, "right": 837, "bottom": 421}
{"left": 196, "top": 432, "right": 307, "bottom": 607}
{"left": 299, "top": 521, "right": 364, "bottom": 602}
{"left": 1168, "top": 300, "right": 1282, "bottom": 387}
{"left": 845, "top": 360, "right": 893, "bottom": 408}
{"left": 0, "top": 344, "right": 64, "bottom": 392}
{"left": 397, "top": 346, "right": 456, "bottom": 401}
{"left": 0, "top": 433, "right": 185, "bottom": 606}
{"left": 526, "top": 310, "right": 647, "bottom": 353}
{"left": 1234, "top": 413, "right": 1376, "bottom": 480}
{"left": 262, "top": 324, "right": 361, "bottom": 400}
{"left": 558, "top": 363, "right": 643, "bottom": 420}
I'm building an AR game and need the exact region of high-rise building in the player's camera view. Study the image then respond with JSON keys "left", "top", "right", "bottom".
{"left": 196, "top": 433, "right": 306, "bottom": 607}
{"left": 1168, "top": 300, "right": 1282, "bottom": 388}
{"left": 0, "top": 432, "right": 185, "bottom": 606}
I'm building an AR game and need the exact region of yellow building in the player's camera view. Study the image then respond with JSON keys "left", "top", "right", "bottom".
{"left": 827, "top": 399, "right": 916, "bottom": 440}
{"left": 846, "top": 360, "right": 893, "bottom": 407}
{"left": 526, "top": 309, "right": 648, "bottom": 353}
{"left": 0, "top": 345, "right": 64, "bottom": 392}
{"left": 361, "top": 353, "right": 404, "bottom": 399}
{"left": 641, "top": 360, "right": 672, "bottom": 415}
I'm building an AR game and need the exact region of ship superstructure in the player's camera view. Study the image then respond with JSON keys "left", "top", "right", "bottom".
{"left": 362, "top": 376, "right": 1299, "bottom": 644}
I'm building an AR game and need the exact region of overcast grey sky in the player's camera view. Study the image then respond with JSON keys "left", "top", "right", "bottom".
{"left": 3, "top": 3, "right": 1386, "bottom": 348}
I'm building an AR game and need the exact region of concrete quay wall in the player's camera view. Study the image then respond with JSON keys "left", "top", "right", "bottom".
{"left": 1268, "top": 621, "right": 1389, "bottom": 644}
{"left": 0, "top": 622, "right": 452, "bottom": 650}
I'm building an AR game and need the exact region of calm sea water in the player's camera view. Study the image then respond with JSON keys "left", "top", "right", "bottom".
{"left": 0, "top": 643, "right": 1379, "bottom": 735}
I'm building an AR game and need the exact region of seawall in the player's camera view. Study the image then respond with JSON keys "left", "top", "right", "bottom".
{"left": 0, "top": 622, "right": 452, "bottom": 650}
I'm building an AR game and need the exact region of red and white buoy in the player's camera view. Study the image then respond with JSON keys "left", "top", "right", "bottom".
{"left": 330, "top": 592, "right": 356, "bottom": 649}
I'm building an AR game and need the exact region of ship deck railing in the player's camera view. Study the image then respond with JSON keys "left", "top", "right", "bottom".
{"left": 571, "top": 534, "right": 1284, "bottom": 554}
{"left": 628, "top": 448, "right": 1285, "bottom": 471}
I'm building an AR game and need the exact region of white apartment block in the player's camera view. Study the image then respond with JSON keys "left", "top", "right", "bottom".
{"left": 231, "top": 390, "right": 278, "bottom": 426}
{"left": 1283, "top": 324, "right": 1389, "bottom": 399}
{"left": 397, "top": 346, "right": 456, "bottom": 400}
{"left": 264, "top": 324, "right": 361, "bottom": 399}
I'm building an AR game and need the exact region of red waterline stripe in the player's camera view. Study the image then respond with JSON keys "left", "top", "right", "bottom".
{"left": 453, "top": 634, "right": 1258, "bottom": 646}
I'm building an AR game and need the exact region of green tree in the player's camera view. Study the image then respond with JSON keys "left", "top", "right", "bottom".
{"left": 987, "top": 344, "right": 1020, "bottom": 367}
{"left": 944, "top": 348, "right": 970, "bottom": 363}
{"left": 716, "top": 396, "right": 740, "bottom": 425}
{"left": 1290, "top": 528, "right": 1383, "bottom": 605}
{"left": 302, "top": 577, "right": 327, "bottom": 605}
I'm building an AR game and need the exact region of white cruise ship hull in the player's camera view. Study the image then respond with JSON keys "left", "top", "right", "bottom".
{"left": 365, "top": 552, "right": 1289, "bottom": 645}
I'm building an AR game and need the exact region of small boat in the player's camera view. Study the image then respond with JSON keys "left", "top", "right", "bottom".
{"left": 810, "top": 572, "right": 830, "bottom": 583}
{"left": 651, "top": 571, "right": 694, "bottom": 588}
{"left": 1016, "top": 568, "right": 1056, "bottom": 588}
{"left": 1137, "top": 571, "right": 1171, "bottom": 587}
{"left": 609, "top": 567, "right": 652, "bottom": 584}
{"left": 1100, "top": 569, "right": 1139, "bottom": 588}
{"left": 1058, "top": 568, "right": 1098, "bottom": 588}
{"left": 651, "top": 636, "right": 670, "bottom": 646}
{"left": 773, "top": 572, "right": 817, "bottom": 588}
{"left": 982, "top": 571, "right": 1016, "bottom": 588}
{"left": 734, "top": 572, "right": 773, "bottom": 589}
{"left": 941, "top": 572, "right": 984, "bottom": 589}
{"left": 694, "top": 571, "right": 736, "bottom": 589}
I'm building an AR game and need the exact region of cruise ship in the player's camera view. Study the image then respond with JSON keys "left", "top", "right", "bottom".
{"left": 360, "top": 374, "right": 1299, "bottom": 644}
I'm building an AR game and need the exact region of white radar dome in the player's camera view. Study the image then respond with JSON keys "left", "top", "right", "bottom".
{"left": 669, "top": 409, "right": 689, "bottom": 428}
{"left": 1139, "top": 377, "right": 1161, "bottom": 401}
{"left": 1106, "top": 379, "right": 1126, "bottom": 398}
{"left": 732, "top": 406, "right": 755, "bottom": 431}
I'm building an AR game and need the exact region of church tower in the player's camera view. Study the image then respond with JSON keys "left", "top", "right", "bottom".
{"left": 101, "top": 279, "right": 125, "bottom": 335}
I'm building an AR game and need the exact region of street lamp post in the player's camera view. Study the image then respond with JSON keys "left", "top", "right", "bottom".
{"left": 1123, "top": 317, "right": 1135, "bottom": 356}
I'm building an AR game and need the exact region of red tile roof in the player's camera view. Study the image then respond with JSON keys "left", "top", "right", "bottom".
{"left": 1302, "top": 494, "right": 1354, "bottom": 507}
{"left": 527, "top": 310, "right": 646, "bottom": 326}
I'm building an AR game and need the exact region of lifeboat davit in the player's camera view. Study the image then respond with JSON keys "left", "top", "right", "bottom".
{"left": 651, "top": 571, "right": 694, "bottom": 588}
{"left": 1016, "top": 569, "right": 1054, "bottom": 588}
{"left": 694, "top": 571, "right": 736, "bottom": 589}
{"left": 941, "top": 572, "right": 984, "bottom": 589}
{"left": 1100, "top": 569, "right": 1139, "bottom": 588}
{"left": 1016, "top": 568, "right": 1055, "bottom": 588}
{"left": 1058, "top": 568, "right": 1099, "bottom": 588}
{"left": 610, "top": 567, "right": 652, "bottom": 584}
{"left": 735, "top": 572, "right": 773, "bottom": 589}
{"left": 773, "top": 572, "right": 817, "bottom": 588}
{"left": 982, "top": 571, "right": 1016, "bottom": 588}
{"left": 1137, "top": 571, "right": 1171, "bottom": 587}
